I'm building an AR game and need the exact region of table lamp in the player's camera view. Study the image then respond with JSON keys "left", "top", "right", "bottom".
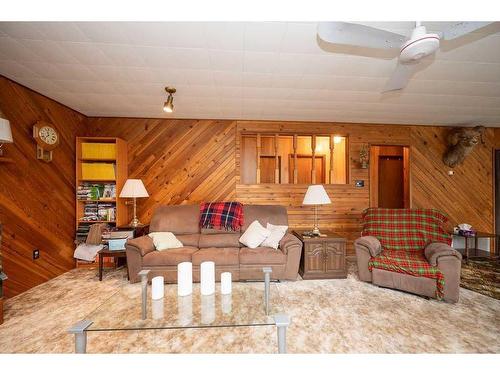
{"left": 302, "top": 184, "right": 331, "bottom": 236}
{"left": 0, "top": 113, "right": 13, "bottom": 157}
{"left": 119, "top": 179, "right": 149, "bottom": 227}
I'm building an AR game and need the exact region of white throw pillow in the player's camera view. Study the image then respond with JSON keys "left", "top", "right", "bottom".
{"left": 261, "top": 223, "right": 288, "bottom": 249}
{"left": 239, "top": 220, "right": 271, "bottom": 249}
{"left": 148, "top": 232, "right": 183, "bottom": 251}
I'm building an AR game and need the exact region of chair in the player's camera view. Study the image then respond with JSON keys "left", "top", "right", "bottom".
{"left": 355, "top": 208, "right": 462, "bottom": 302}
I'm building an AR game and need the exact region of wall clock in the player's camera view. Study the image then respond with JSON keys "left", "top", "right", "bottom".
{"left": 33, "top": 121, "right": 60, "bottom": 162}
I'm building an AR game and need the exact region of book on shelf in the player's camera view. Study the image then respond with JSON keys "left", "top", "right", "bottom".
{"left": 79, "top": 201, "right": 116, "bottom": 222}
{"left": 81, "top": 142, "right": 116, "bottom": 160}
{"left": 81, "top": 162, "right": 116, "bottom": 180}
{"left": 77, "top": 183, "right": 116, "bottom": 200}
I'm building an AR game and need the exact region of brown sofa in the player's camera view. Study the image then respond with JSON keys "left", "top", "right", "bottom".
{"left": 355, "top": 238, "right": 462, "bottom": 302}
{"left": 125, "top": 204, "right": 302, "bottom": 283}
{"left": 355, "top": 208, "right": 462, "bottom": 303}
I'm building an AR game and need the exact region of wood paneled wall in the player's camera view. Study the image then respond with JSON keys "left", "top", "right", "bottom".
{"left": 1, "top": 73, "right": 495, "bottom": 297}
{"left": 0, "top": 76, "right": 86, "bottom": 297}
{"left": 86, "top": 118, "right": 237, "bottom": 224}
{"left": 87, "top": 118, "right": 494, "bottom": 256}
{"left": 411, "top": 126, "right": 494, "bottom": 234}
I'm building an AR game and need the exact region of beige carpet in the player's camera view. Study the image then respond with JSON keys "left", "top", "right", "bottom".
{"left": 0, "top": 262, "right": 499, "bottom": 353}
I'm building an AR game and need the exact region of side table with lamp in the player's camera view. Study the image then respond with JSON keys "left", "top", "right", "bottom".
{"left": 296, "top": 185, "right": 347, "bottom": 279}
{"left": 97, "top": 179, "right": 150, "bottom": 281}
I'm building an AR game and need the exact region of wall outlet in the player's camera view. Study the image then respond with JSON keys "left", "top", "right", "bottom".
{"left": 33, "top": 249, "right": 40, "bottom": 260}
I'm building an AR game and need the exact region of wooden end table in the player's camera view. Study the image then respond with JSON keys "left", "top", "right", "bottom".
{"left": 98, "top": 249, "right": 128, "bottom": 281}
{"left": 293, "top": 231, "right": 347, "bottom": 279}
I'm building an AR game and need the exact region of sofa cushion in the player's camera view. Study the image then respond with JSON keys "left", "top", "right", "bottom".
{"left": 242, "top": 205, "right": 288, "bottom": 232}
{"left": 192, "top": 247, "right": 239, "bottom": 266}
{"left": 199, "top": 233, "right": 241, "bottom": 248}
{"left": 369, "top": 250, "right": 445, "bottom": 299}
{"left": 201, "top": 228, "right": 238, "bottom": 234}
{"left": 261, "top": 223, "right": 288, "bottom": 249}
{"left": 143, "top": 246, "right": 198, "bottom": 266}
{"left": 239, "top": 220, "right": 271, "bottom": 248}
{"left": 148, "top": 232, "right": 183, "bottom": 251}
{"left": 239, "top": 247, "right": 286, "bottom": 265}
{"left": 176, "top": 234, "right": 200, "bottom": 247}
{"left": 149, "top": 204, "right": 200, "bottom": 234}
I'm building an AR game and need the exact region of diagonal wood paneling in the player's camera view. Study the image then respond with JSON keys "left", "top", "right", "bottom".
{"left": 86, "top": 118, "right": 237, "bottom": 224}
{"left": 87, "top": 118, "right": 495, "bottom": 256}
{"left": 411, "top": 126, "right": 493, "bottom": 233}
{"left": 0, "top": 75, "right": 86, "bottom": 298}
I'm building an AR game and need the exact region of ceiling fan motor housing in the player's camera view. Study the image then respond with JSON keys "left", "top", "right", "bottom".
{"left": 399, "top": 26, "right": 440, "bottom": 63}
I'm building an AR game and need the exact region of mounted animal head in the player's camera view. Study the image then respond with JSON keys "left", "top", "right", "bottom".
{"left": 443, "top": 126, "right": 485, "bottom": 168}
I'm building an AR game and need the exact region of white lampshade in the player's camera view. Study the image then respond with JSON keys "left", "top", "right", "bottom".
{"left": 0, "top": 118, "right": 13, "bottom": 143}
{"left": 303, "top": 185, "right": 331, "bottom": 205}
{"left": 119, "top": 179, "right": 149, "bottom": 198}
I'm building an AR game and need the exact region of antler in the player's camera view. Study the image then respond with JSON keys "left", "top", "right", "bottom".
{"left": 474, "top": 126, "right": 486, "bottom": 144}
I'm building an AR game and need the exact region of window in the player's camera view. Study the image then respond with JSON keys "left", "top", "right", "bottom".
{"left": 240, "top": 133, "right": 348, "bottom": 184}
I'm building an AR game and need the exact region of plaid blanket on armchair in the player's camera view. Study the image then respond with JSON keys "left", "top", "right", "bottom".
{"left": 199, "top": 202, "right": 244, "bottom": 231}
{"left": 362, "top": 208, "right": 452, "bottom": 299}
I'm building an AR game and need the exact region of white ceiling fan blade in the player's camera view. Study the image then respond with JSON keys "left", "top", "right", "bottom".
{"left": 318, "top": 22, "right": 406, "bottom": 49}
{"left": 382, "top": 62, "right": 419, "bottom": 92}
{"left": 441, "top": 22, "right": 493, "bottom": 40}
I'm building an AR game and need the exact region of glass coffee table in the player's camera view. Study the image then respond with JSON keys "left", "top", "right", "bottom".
{"left": 68, "top": 268, "right": 290, "bottom": 353}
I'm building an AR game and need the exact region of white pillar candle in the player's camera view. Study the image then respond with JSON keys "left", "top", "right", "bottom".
{"left": 178, "top": 295, "right": 193, "bottom": 325}
{"left": 151, "top": 276, "right": 164, "bottom": 300}
{"left": 201, "top": 294, "right": 215, "bottom": 324}
{"left": 152, "top": 298, "right": 164, "bottom": 320}
{"left": 200, "top": 261, "right": 215, "bottom": 296}
{"left": 221, "top": 293, "right": 232, "bottom": 315}
{"left": 220, "top": 272, "right": 232, "bottom": 295}
{"left": 177, "top": 262, "right": 193, "bottom": 296}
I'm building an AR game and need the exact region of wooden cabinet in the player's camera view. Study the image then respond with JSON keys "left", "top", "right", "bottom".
{"left": 294, "top": 231, "right": 347, "bottom": 279}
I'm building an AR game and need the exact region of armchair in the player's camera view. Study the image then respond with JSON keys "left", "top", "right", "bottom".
{"left": 355, "top": 208, "right": 462, "bottom": 303}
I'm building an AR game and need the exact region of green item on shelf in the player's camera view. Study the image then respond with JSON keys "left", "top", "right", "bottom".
{"left": 90, "top": 186, "right": 101, "bottom": 200}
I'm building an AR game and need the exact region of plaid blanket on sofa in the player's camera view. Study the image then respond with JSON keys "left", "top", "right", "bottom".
{"left": 199, "top": 202, "right": 244, "bottom": 231}
{"left": 362, "top": 208, "right": 451, "bottom": 252}
{"left": 362, "top": 208, "right": 452, "bottom": 299}
{"left": 368, "top": 250, "right": 445, "bottom": 299}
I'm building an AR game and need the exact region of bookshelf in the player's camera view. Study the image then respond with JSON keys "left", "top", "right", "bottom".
{"left": 75, "top": 137, "right": 128, "bottom": 267}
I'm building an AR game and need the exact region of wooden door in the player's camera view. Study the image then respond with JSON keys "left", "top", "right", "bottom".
{"left": 304, "top": 243, "right": 325, "bottom": 275}
{"left": 378, "top": 156, "right": 404, "bottom": 208}
{"left": 324, "top": 242, "right": 344, "bottom": 273}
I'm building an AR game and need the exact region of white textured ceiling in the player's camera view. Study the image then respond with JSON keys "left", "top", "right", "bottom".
{"left": 1, "top": 21, "right": 500, "bottom": 126}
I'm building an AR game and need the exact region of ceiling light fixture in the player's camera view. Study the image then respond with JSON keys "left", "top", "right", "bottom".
{"left": 163, "top": 87, "right": 176, "bottom": 113}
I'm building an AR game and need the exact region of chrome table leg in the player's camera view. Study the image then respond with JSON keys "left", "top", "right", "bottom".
{"left": 68, "top": 320, "right": 93, "bottom": 354}
{"left": 138, "top": 269, "right": 151, "bottom": 320}
{"left": 263, "top": 267, "right": 272, "bottom": 315}
{"left": 273, "top": 314, "right": 290, "bottom": 354}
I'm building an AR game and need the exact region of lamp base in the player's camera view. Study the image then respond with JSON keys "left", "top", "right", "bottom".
{"left": 129, "top": 217, "right": 143, "bottom": 228}
{"left": 312, "top": 227, "right": 321, "bottom": 236}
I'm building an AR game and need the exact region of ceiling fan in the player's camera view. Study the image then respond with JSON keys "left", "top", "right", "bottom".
{"left": 317, "top": 21, "right": 494, "bottom": 92}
